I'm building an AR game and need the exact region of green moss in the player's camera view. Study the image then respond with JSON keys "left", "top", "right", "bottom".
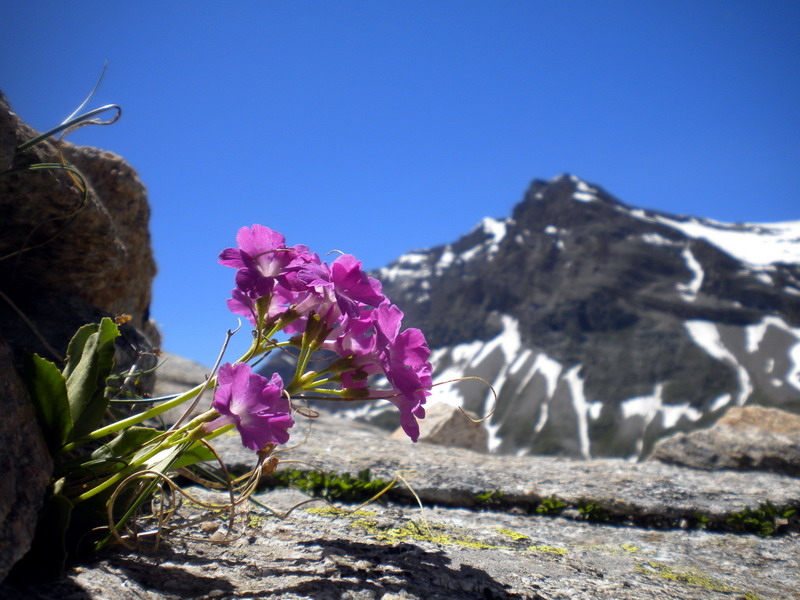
{"left": 636, "top": 561, "right": 736, "bottom": 593}
{"left": 727, "top": 502, "right": 797, "bottom": 537}
{"left": 535, "top": 496, "right": 567, "bottom": 515}
{"left": 474, "top": 489, "right": 505, "bottom": 506}
{"left": 348, "top": 518, "right": 498, "bottom": 549}
{"left": 265, "top": 468, "right": 392, "bottom": 504}
{"left": 577, "top": 501, "right": 609, "bottom": 522}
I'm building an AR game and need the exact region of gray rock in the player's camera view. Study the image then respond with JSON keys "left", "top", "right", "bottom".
{"left": 215, "top": 412, "right": 800, "bottom": 525}
{"left": 152, "top": 353, "right": 211, "bottom": 398}
{"left": 392, "top": 403, "right": 488, "bottom": 452}
{"left": 5, "top": 409, "right": 798, "bottom": 598}
{"left": 0, "top": 341, "right": 52, "bottom": 584}
{"left": 151, "top": 352, "right": 213, "bottom": 423}
{"left": 651, "top": 405, "right": 800, "bottom": 477}
{"left": 2, "top": 472, "right": 798, "bottom": 599}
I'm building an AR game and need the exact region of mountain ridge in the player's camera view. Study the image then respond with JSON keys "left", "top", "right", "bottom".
{"left": 365, "top": 174, "right": 800, "bottom": 458}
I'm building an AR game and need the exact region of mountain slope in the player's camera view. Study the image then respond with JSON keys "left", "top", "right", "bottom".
{"left": 372, "top": 175, "right": 800, "bottom": 458}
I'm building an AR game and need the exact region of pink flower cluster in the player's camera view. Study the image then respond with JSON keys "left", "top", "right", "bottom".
{"left": 206, "top": 363, "right": 293, "bottom": 451}
{"left": 218, "top": 225, "right": 432, "bottom": 443}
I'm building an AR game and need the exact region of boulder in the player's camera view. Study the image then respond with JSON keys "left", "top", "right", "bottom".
{"left": 392, "top": 402, "right": 488, "bottom": 452}
{"left": 0, "top": 90, "right": 159, "bottom": 361}
{"left": 0, "top": 91, "right": 160, "bottom": 582}
{"left": 650, "top": 405, "right": 800, "bottom": 477}
{"left": 151, "top": 352, "right": 212, "bottom": 424}
{"left": 0, "top": 341, "right": 52, "bottom": 584}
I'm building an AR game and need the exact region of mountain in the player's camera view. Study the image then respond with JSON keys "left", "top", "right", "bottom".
{"left": 356, "top": 174, "right": 800, "bottom": 459}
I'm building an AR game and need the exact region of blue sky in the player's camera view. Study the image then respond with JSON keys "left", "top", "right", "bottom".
{"left": 3, "top": 1, "right": 799, "bottom": 366}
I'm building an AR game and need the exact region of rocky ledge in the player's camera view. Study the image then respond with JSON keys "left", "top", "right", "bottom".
{"left": 2, "top": 412, "right": 799, "bottom": 600}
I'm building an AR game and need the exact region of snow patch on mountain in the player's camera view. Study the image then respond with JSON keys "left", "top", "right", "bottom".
{"left": 629, "top": 210, "right": 800, "bottom": 268}
{"left": 378, "top": 251, "right": 430, "bottom": 283}
{"left": 685, "top": 320, "right": 753, "bottom": 405}
{"left": 641, "top": 232, "right": 678, "bottom": 247}
{"left": 564, "top": 366, "right": 602, "bottom": 458}
{"left": 676, "top": 248, "right": 704, "bottom": 301}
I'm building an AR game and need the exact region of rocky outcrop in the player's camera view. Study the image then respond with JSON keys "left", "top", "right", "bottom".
{"left": 0, "top": 92, "right": 160, "bottom": 582}
{"left": 392, "top": 403, "right": 488, "bottom": 452}
{"left": 651, "top": 405, "right": 800, "bottom": 476}
{"left": 3, "top": 412, "right": 799, "bottom": 599}
{"left": 151, "top": 352, "right": 212, "bottom": 423}
{"left": 0, "top": 342, "right": 52, "bottom": 584}
{"left": 0, "top": 90, "right": 159, "bottom": 361}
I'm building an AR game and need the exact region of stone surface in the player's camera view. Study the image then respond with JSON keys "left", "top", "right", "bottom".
{"left": 0, "top": 90, "right": 159, "bottom": 361}
{"left": 151, "top": 352, "right": 213, "bottom": 423}
{"left": 651, "top": 405, "right": 800, "bottom": 477}
{"left": 391, "top": 403, "right": 487, "bottom": 452}
{"left": 217, "top": 412, "right": 800, "bottom": 526}
{"left": 152, "top": 353, "right": 211, "bottom": 398}
{"left": 0, "top": 341, "right": 53, "bottom": 584}
{"left": 3, "top": 411, "right": 799, "bottom": 599}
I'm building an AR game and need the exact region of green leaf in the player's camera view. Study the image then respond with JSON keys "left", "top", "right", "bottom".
{"left": 172, "top": 440, "right": 216, "bottom": 469}
{"left": 24, "top": 353, "right": 73, "bottom": 451}
{"left": 91, "top": 426, "right": 161, "bottom": 461}
{"left": 64, "top": 318, "right": 120, "bottom": 439}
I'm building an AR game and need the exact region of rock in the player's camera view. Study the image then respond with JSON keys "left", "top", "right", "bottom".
{"left": 152, "top": 353, "right": 211, "bottom": 398}
{"left": 0, "top": 90, "right": 159, "bottom": 360}
{"left": 0, "top": 91, "right": 160, "bottom": 581}
{"left": 215, "top": 411, "right": 800, "bottom": 523}
{"left": 0, "top": 340, "right": 53, "bottom": 584}
{"left": 650, "top": 405, "right": 800, "bottom": 477}
{"left": 2, "top": 412, "right": 799, "bottom": 599}
{"left": 151, "top": 352, "right": 213, "bottom": 423}
{"left": 392, "top": 403, "right": 488, "bottom": 452}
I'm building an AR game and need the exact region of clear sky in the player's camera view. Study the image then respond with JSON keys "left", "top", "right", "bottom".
{"left": 3, "top": 1, "right": 799, "bottom": 366}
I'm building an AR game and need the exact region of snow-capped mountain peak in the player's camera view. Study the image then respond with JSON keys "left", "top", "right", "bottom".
{"left": 368, "top": 175, "right": 800, "bottom": 458}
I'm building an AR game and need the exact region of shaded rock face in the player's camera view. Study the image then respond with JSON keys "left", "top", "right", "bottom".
{"left": 0, "top": 92, "right": 160, "bottom": 583}
{"left": 0, "top": 91, "right": 159, "bottom": 358}
{"left": 651, "top": 405, "right": 800, "bottom": 476}
{"left": 0, "top": 341, "right": 52, "bottom": 584}
{"left": 362, "top": 175, "right": 800, "bottom": 459}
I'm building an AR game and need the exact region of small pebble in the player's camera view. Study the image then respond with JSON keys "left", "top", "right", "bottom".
{"left": 201, "top": 521, "right": 220, "bottom": 534}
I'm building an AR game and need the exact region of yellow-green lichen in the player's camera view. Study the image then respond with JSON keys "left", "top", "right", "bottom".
{"left": 305, "top": 506, "right": 376, "bottom": 518}
{"left": 527, "top": 544, "right": 568, "bottom": 556}
{"left": 636, "top": 561, "right": 736, "bottom": 593}
{"left": 248, "top": 514, "right": 267, "bottom": 529}
{"left": 497, "top": 528, "right": 529, "bottom": 541}
{"left": 621, "top": 542, "right": 639, "bottom": 553}
{"left": 350, "top": 518, "right": 501, "bottom": 550}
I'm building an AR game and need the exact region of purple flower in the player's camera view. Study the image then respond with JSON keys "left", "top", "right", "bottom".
{"left": 219, "top": 225, "right": 294, "bottom": 278}
{"left": 377, "top": 328, "right": 432, "bottom": 442}
{"left": 330, "top": 254, "right": 384, "bottom": 317}
{"left": 205, "top": 363, "right": 294, "bottom": 451}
